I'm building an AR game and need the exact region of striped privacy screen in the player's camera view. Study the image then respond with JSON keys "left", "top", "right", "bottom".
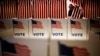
{"left": 0, "top": 0, "right": 100, "bottom": 19}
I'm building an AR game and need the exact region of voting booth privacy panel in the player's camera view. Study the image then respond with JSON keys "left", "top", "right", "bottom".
{"left": 0, "top": 19, "right": 100, "bottom": 56}
{"left": 1, "top": 19, "right": 100, "bottom": 40}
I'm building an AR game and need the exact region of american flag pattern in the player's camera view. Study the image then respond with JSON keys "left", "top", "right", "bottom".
{"left": 13, "top": 20, "right": 24, "bottom": 29}
{"left": 71, "top": 20, "right": 82, "bottom": 29}
{"left": 2, "top": 39, "right": 31, "bottom": 56}
{"left": 51, "top": 20, "right": 62, "bottom": 29}
{"left": 32, "top": 20, "right": 43, "bottom": 29}
{"left": 14, "top": 43, "right": 31, "bottom": 56}
{"left": 71, "top": 5, "right": 83, "bottom": 19}
{"left": 59, "top": 42, "right": 90, "bottom": 56}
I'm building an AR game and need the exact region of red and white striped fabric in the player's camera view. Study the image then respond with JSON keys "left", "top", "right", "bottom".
{"left": 3, "top": 52, "right": 16, "bottom": 56}
{"left": 71, "top": 5, "right": 83, "bottom": 19}
{"left": 18, "top": 0, "right": 32, "bottom": 18}
{"left": 3, "top": 43, "right": 31, "bottom": 56}
{"left": 33, "top": 0, "right": 49, "bottom": 18}
{"left": 73, "top": 47, "right": 90, "bottom": 56}
{"left": 14, "top": 43, "right": 31, "bottom": 56}
{"left": 1, "top": 0, "right": 17, "bottom": 19}
{"left": 50, "top": 0, "right": 66, "bottom": 18}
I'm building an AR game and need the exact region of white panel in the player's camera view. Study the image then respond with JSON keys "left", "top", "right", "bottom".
{"left": 29, "top": 19, "right": 50, "bottom": 39}
{"left": 0, "top": 19, "right": 13, "bottom": 38}
{"left": 68, "top": 19, "right": 89, "bottom": 40}
{"left": 51, "top": 19, "right": 68, "bottom": 40}
{"left": 12, "top": 19, "right": 29, "bottom": 38}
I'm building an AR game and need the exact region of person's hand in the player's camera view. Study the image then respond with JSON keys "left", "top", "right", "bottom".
{"left": 73, "top": 47, "right": 90, "bottom": 56}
